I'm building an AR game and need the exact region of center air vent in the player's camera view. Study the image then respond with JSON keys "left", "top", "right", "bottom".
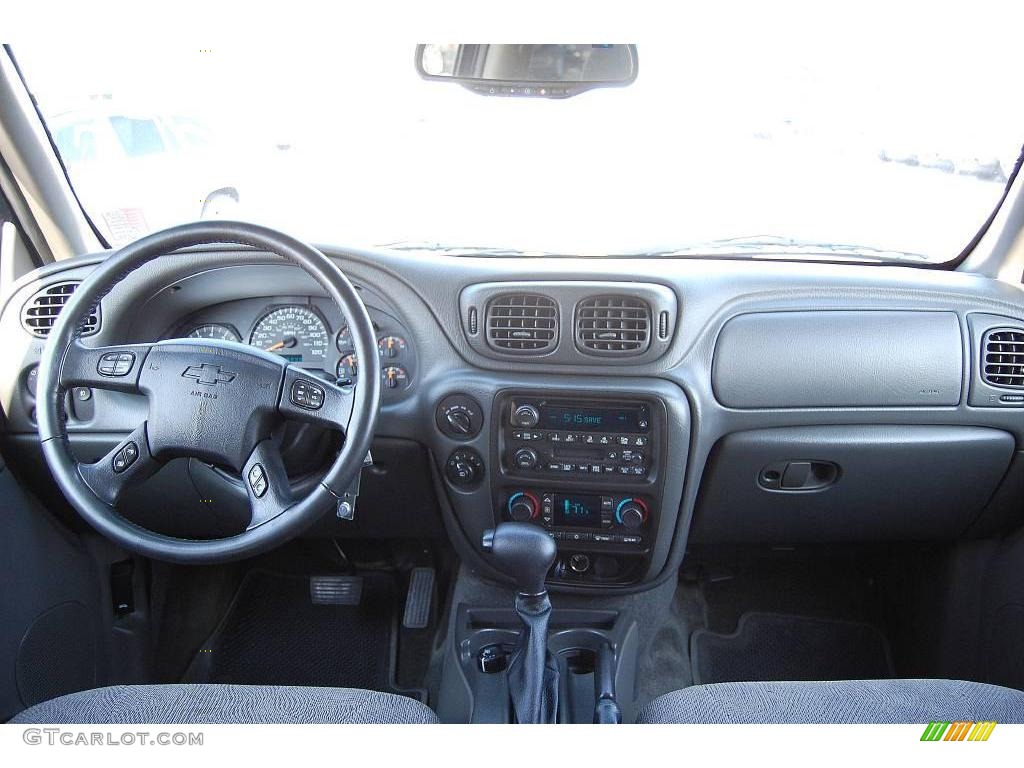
{"left": 575, "top": 295, "right": 651, "bottom": 355}
{"left": 983, "top": 328, "right": 1024, "bottom": 387}
{"left": 486, "top": 293, "right": 558, "bottom": 353}
{"left": 21, "top": 282, "right": 100, "bottom": 338}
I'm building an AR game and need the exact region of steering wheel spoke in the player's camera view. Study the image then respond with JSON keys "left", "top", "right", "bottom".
{"left": 242, "top": 439, "right": 294, "bottom": 530}
{"left": 77, "top": 422, "right": 161, "bottom": 506}
{"left": 277, "top": 365, "right": 355, "bottom": 432}
{"left": 59, "top": 340, "right": 153, "bottom": 394}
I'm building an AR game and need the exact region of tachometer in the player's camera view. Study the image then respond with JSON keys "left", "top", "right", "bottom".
{"left": 185, "top": 323, "right": 241, "bottom": 342}
{"left": 249, "top": 306, "right": 329, "bottom": 364}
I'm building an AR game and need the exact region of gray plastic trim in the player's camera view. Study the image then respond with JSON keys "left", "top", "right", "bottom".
{"left": 691, "top": 425, "right": 1015, "bottom": 544}
{"left": 712, "top": 310, "right": 963, "bottom": 408}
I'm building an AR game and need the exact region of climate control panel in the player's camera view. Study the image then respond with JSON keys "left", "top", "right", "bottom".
{"left": 502, "top": 490, "right": 650, "bottom": 548}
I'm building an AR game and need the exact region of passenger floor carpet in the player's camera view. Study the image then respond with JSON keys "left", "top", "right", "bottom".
{"left": 690, "top": 611, "right": 894, "bottom": 685}
{"left": 186, "top": 569, "right": 397, "bottom": 692}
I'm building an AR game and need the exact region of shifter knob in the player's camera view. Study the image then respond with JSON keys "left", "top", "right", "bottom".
{"left": 481, "top": 522, "right": 557, "bottom": 596}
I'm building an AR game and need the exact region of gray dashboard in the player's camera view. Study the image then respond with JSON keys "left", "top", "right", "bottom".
{"left": 3, "top": 243, "right": 1024, "bottom": 594}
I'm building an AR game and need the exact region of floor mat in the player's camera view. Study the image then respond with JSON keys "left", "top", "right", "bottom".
{"left": 187, "top": 569, "right": 397, "bottom": 692}
{"left": 691, "top": 611, "right": 894, "bottom": 685}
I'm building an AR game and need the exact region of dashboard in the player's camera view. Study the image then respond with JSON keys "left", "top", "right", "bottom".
{"left": 163, "top": 296, "right": 417, "bottom": 398}
{"left": 3, "top": 245, "right": 1024, "bottom": 594}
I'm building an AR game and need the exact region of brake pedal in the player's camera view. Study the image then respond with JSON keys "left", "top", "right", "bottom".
{"left": 402, "top": 567, "right": 435, "bottom": 629}
{"left": 310, "top": 575, "right": 363, "bottom": 606}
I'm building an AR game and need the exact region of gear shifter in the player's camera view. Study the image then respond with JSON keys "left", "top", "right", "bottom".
{"left": 481, "top": 523, "right": 559, "bottom": 724}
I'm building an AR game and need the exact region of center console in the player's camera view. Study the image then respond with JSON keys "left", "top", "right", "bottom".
{"left": 491, "top": 391, "right": 667, "bottom": 586}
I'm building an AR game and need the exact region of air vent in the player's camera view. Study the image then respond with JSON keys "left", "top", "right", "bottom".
{"left": 486, "top": 294, "right": 558, "bottom": 353}
{"left": 575, "top": 295, "right": 651, "bottom": 355}
{"left": 21, "top": 282, "right": 100, "bottom": 338}
{"left": 983, "top": 328, "right": 1024, "bottom": 387}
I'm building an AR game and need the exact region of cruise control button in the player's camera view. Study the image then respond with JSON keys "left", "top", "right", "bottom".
{"left": 290, "top": 379, "right": 325, "bottom": 410}
{"left": 248, "top": 463, "right": 268, "bottom": 498}
{"left": 112, "top": 441, "right": 139, "bottom": 474}
{"left": 97, "top": 351, "right": 135, "bottom": 377}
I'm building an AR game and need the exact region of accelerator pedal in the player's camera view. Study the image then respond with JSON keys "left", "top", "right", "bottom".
{"left": 402, "top": 567, "right": 436, "bottom": 629}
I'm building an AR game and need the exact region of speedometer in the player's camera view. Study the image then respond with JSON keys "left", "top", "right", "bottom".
{"left": 249, "top": 306, "right": 329, "bottom": 364}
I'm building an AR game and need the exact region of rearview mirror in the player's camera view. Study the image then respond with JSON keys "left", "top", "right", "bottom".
{"left": 415, "top": 44, "right": 637, "bottom": 98}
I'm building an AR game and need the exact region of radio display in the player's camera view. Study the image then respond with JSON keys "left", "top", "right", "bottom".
{"left": 538, "top": 403, "right": 648, "bottom": 433}
{"left": 553, "top": 494, "right": 603, "bottom": 527}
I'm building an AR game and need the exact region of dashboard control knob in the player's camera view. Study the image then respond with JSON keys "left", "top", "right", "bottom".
{"left": 507, "top": 491, "right": 540, "bottom": 522}
{"left": 445, "top": 448, "right": 485, "bottom": 487}
{"left": 513, "top": 447, "right": 539, "bottom": 470}
{"left": 436, "top": 395, "right": 484, "bottom": 439}
{"left": 615, "top": 498, "right": 649, "bottom": 530}
{"left": 445, "top": 410, "right": 473, "bottom": 435}
{"left": 512, "top": 404, "right": 540, "bottom": 428}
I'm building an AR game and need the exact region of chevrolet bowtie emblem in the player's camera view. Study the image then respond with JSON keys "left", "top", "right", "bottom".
{"left": 182, "top": 363, "right": 236, "bottom": 386}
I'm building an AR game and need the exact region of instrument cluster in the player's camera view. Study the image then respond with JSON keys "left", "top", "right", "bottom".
{"left": 168, "top": 298, "right": 416, "bottom": 400}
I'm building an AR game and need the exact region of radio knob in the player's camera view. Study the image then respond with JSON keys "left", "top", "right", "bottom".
{"left": 513, "top": 447, "right": 539, "bottom": 470}
{"left": 616, "top": 498, "right": 649, "bottom": 530}
{"left": 508, "top": 492, "right": 539, "bottom": 522}
{"left": 512, "top": 404, "right": 540, "bottom": 428}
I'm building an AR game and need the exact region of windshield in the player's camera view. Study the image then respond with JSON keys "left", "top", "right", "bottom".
{"left": 13, "top": 23, "right": 1024, "bottom": 262}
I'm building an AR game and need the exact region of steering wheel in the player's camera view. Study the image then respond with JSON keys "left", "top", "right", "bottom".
{"left": 36, "top": 221, "right": 381, "bottom": 564}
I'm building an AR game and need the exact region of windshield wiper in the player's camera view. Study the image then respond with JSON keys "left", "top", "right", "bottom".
{"left": 375, "top": 241, "right": 559, "bottom": 257}
{"left": 635, "top": 235, "right": 931, "bottom": 263}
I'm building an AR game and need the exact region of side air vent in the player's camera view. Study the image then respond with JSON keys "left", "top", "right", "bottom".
{"left": 983, "top": 328, "right": 1024, "bottom": 387}
{"left": 486, "top": 294, "right": 558, "bottom": 353}
{"left": 21, "top": 282, "right": 100, "bottom": 338}
{"left": 575, "top": 295, "right": 651, "bottom": 355}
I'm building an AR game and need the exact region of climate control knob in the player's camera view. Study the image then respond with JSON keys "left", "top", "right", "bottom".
{"left": 507, "top": 491, "right": 540, "bottom": 522}
{"left": 512, "top": 404, "right": 540, "bottom": 428}
{"left": 615, "top": 498, "right": 649, "bottom": 530}
{"left": 513, "top": 447, "right": 540, "bottom": 470}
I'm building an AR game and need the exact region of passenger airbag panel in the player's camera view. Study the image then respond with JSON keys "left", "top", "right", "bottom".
{"left": 713, "top": 311, "right": 963, "bottom": 408}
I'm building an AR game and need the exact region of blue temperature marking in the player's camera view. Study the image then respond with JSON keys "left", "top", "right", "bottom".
{"left": 615, "top": 498, "right": 635, "bottom": 524}
{"left": 507, "top": 492, "right": 524, "bottom": 514}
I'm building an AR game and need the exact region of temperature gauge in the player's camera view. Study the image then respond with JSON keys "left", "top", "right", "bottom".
{"left": 335, "top": 326, "right": 351, "bottom": 351}
{"left": 336, "top": 353, "right": 358, "bottom": 384}
{"left": 377, "top": 335, "right": 407, "bottom": 359}
{"left": 382, "top": 365, "right": 409, "bottom": 390}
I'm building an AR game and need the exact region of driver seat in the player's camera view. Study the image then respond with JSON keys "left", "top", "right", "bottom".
{"left": 9, "top": 684, "right": 438, "bottom": 724}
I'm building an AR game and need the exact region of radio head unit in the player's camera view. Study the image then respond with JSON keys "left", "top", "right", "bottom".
{"left": 535, "top": 403, "right": 650, "bottom": 434}
{"left": 504, "top": 397, "right": 656, "bottom": 481}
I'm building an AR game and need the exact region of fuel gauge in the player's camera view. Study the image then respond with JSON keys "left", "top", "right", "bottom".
{"left": 336, "top": 353, "right": 359, "bottom": 384}
{"left": 377, "top": 335, "right": 407, "bottom": 359}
